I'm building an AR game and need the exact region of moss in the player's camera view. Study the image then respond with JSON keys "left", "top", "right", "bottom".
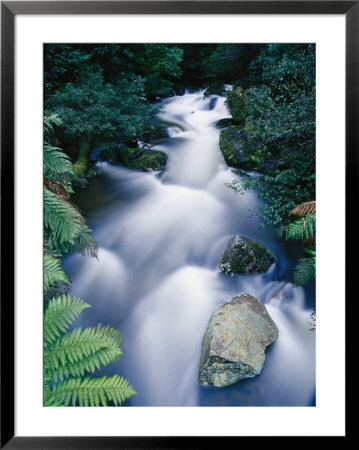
{"left": 73, "top": 142, "right": 90, "bottom": 177}
{"left": 118, "top": 146, "right": 167, "bottom": 172}
{"left": 219, "top": 126, "right": 254, "bottom": 169}
{"left": 219, "top": 235, "right": 274, "bottom": 275}
{"left": 227, "top": 86, "right": 251, "bottom": 125}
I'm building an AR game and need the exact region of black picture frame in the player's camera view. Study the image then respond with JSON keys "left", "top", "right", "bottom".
{"left": 1, "top": 1, "right": 352, "bottom": 447}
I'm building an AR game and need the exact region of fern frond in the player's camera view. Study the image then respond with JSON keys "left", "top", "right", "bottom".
{"left": 44, "top": 143, "right": 74, "bottom": 176}
{"left": 44, "top": 188, "right": 83, "bottom": 247}
{"left": 43, "top": 253, "right": 70, "bottom": 293}
{"left": 293, "top": 255, "right": 316, "bottom": 285}
{"left": 45, "top": 375, "right": 136, "bottom": 407}
{"left": 44, "top": 295, "right": 91, "bottom": 344}
{"left": 46, "top": 346, "right": 124, "bottom": 383}
{"left": 44, "top": 114, "right": 63, "bottom": 138}
{"left": 44, "top": 189, "right": 98, "bottom": 257}
{"left": 44, "top": 324, "right": 123, "bottom": 376}
{"left": 289, "top": 200, "right": 316, "bottom": 217}
{"left": 44, "top": 282, "right": 72, "bottom": 302}
{"left": 283, "top": 213, "right": 316, "bottom": 240}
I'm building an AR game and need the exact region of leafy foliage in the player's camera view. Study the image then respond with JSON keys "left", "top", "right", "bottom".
{"left": 225, "top": 44, "right": 315, "bottom": 226}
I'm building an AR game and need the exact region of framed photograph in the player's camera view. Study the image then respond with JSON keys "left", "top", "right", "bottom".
{"left": 1, "top": 1, "right": 352, "bottom": 447}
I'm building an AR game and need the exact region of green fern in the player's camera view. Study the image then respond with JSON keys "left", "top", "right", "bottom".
{"left": 44, "top": 296, "right": 136, "bottom": 406}
{"left": 44, "top": 143, "right": 74, "bottom": 177}
{"left": 293, "top": 250, "right": 316, "bottom": 285}
{"left": 45, "top": 375, "right": 136, "bottom": 407}
{"left": 44, "top": 253, "right": 70, "bottom": 293}
{"left": 44, "top": 189, "right": 98, "bottom": 258}
{"left": 277, "top": 213, "right": 316, "bottom": 241}
{"left": 44, "top": 295, "right": 90, "bottom": 343}
{"left": 44, "top": 114, "right": 63, "bottom": 137}
{"left": 44, "top": 324, "right": 123, "bottom": 371}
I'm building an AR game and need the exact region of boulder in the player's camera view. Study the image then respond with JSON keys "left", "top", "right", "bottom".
{"left": 219, "top": 235, "right": 274, "bottom": 275}
{"left": 226, "top": 86, "right": 251, "bottom": 125}
{"left": 219, "top": 126, "right": 254, "bottom": 169}
{"left": 199, "top": 294, "right": 279, "bottom": 387}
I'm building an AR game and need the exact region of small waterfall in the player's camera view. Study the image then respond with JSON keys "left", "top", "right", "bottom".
{"left": 64, "top": 89, "right": 315, "bottom": 406}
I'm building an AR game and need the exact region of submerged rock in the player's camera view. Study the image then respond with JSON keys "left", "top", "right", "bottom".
{"left": 213, "top": 118, "right": 234, "bottom": 130}
{"left": 199, "top": 294, "right": 279, "bottom": 387}
{"left": 219, "top": 235, "right": 274, "bottom": 275}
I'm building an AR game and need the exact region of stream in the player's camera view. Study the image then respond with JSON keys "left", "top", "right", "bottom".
{"left": 64, "top": 89, "right": 316, "bottom": 406}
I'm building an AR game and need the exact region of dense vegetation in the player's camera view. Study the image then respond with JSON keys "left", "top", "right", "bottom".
{"left": 218, "top": 44, "right": 316, "bottom": 284}
{"left": 43, "top": 44, "right": 316, "bottom": 405}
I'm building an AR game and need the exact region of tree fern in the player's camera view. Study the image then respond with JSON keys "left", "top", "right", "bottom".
{"left": 44, "top": 253, "right": 70, "bottom": 293}
{"left": 45, "top": 375, "right": 136, "bottom": 407}
{"left": 289, "top": 200, "right": 316, "bottom": 217}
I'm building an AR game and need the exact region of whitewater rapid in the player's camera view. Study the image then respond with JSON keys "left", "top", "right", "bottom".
{"left": 64, "top": 89, "right": 315, "bottom": 406}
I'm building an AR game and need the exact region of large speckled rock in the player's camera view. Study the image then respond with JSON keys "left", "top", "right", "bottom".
{"left": 219, "top": 235, "right": 274, "bottom": 275}
{"left": 199, "top": 294, "right": 279, "bottom": 387}
{"left": 219, "top": 126, "right": 250, "bottom": 168}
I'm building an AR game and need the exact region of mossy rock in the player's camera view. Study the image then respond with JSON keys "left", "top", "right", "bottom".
{"left": 73, "top": 142, "right": 90, "bottom": 177}
{"left": 219, "top": 235, "right": 275, "bottom": 275}
{"left": 219, "top": 126, "right": 254, "bottom": 169}
{"left": 118, "top": 146, "right": 167, "bottom": 172}
{"left": 227, "top": 86, "right": 251, "bottom": 125}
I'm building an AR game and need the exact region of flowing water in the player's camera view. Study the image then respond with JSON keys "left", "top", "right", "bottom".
{"left": 64, "top": 89, "right": 316, "bottom": 406}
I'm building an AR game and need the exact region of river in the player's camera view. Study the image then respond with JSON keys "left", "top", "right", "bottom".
{"left": 64, "top": 88, "right": 316, "bottom": 406}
